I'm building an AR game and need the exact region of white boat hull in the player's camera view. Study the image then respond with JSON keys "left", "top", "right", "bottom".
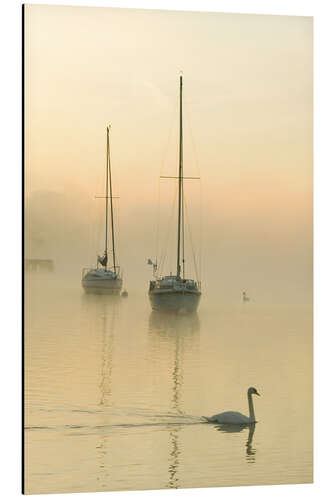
{"left": 82, "top": 269, "right": 122, "bottom": 295}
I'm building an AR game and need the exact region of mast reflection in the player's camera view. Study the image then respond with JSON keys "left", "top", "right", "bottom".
{"left": 148, "top": 311, "right": 200, "bottom": 489}
{"left": 81, "top": 294, "right": 120, "bottom": 489}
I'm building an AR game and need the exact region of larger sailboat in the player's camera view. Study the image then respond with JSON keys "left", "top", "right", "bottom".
{"left": 148, "top": 76, "right": 201, "bottom": 313}
{"left": 82, "top": 125, "right": 123, "bottom": 294}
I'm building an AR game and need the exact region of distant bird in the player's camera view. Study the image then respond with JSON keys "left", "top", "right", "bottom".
{"left": 242, "top": 291, "right": 250, "bottom": 302}
{"left": 205, "top": 387, "right": 260, "bottom": 425}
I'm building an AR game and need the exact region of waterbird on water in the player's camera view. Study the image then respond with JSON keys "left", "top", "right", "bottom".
{"left": 205, "top": 387, "right": 260, "bottom": 425}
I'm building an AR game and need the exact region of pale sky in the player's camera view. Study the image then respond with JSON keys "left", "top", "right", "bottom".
{"left": 24, "top": 5, "right": 312, "bottom": 304}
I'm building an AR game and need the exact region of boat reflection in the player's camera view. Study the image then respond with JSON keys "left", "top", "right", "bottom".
{"left": 80, "top": 291, "right": 121, "bottom": 306}
{"left": 148, "top": 310, "right": 200, "bottom": 489}
{"left": 81, "top": 293, "right": 120, "bottom": 489}
{"left": 149, "top": 310, "right": 200, "bottom": 337}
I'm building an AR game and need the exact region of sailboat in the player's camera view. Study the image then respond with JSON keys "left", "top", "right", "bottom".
{"left": 82, "top": 125, "right": 123, "bottom": 294}
{"left": 148, "top": 76, "right": 201, "bottom": 313}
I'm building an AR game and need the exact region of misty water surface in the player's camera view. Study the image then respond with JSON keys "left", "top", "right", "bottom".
{"left": 24, "top": 271, "right": 312, "bottom": 494}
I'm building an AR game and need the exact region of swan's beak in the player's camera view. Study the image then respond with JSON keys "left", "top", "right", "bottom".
{"left": 256, "top": 391, "right": 260, "bottom": 396}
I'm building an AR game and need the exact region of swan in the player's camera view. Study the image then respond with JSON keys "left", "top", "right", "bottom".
{"left": 205, "top": 387, "right": 260, "bottom": 425}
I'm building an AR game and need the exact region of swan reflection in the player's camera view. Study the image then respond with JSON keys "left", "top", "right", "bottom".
{"left": 213, "top": 422, "right": 257, "bottom": 463}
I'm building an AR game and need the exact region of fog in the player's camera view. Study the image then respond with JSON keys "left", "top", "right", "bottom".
{"left": 24, "top": 5, "right": 312, "bottom": 305}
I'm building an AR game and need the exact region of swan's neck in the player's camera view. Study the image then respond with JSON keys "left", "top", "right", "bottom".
{"left": 248, "top": 393, "right": 255, "bottom": 422}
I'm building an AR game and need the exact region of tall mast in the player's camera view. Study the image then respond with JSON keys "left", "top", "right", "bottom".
{"left": 107, "top": 125, "right": 117, "bottom": 272}
{"left": 176, "top": 75, "right": 183, "bottom": 280}
{"left": 104, "top": 127, "right": 109, "bottom": 267}
{"left": 182, "top": 178, "right": 185, "bottom": 280}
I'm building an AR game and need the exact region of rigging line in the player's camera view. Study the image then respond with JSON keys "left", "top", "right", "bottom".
{"left": 158, "top": 182, "right": 178, "bottom": 277}
{"left": 96, "top": 200, "right": 105, "bottom": 264}
{"left": 115, "top": 195, "right": 121, "bottom": 270}
{"left": 184, "top": 195, "right": 200, "bottom": 283}
{"left": 158, "top": 184, "right": 177, "bottom": 276}
{"left": 183, "top": 95, "right": 203, "bottom": 280}
{"left": 155, "top": 96, "right": 179, "bottom": 270}
{"left": 199, "top": 179, "right": 203, "bottom": 282}
{"left": 155, "top": 174, "right": 161, "bottom": 268}
{"left": 89, "top": 195, "right": 98, "bottom": 267}
{"left": 92, "top": 142, "right": 107, "bottom": 266}
{"left": 105, "top": 127, "right": 109, "bottom": 266}
{"left": 108, "top": 126, "right": 117, "bottom": 272}
{"left": 86, "top": 184, "right": 94, "bottom": 267}
{"left": 183, "top": 94, "right": 201, "bottom": 178}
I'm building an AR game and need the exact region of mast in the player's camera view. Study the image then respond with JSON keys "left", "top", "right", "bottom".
{"left": 107, "top": 125, "right": 117, "bottom": 272}
{"left": 176, "top": 75, "right": 183, "bottom": 280}
{"left": 182, "top": 180, "right": 185, "bottom": 279}
{"left": 104, "top": 127, "right": 109, "bottom": 268}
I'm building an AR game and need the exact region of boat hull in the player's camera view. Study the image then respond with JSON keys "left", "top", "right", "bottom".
{"left": 82, "top": 276, "right": 122, "bottom": 295}
{"left": 149, "top": 289, "right": 201, "bottom": 313}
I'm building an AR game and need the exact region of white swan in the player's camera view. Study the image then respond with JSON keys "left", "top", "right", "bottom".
{"left": 205, "top": 387, "right": 260, "bottom": 425}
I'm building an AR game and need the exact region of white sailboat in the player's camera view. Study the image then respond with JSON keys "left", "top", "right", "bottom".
{"left": 148, "top": 76, "right": 201, "bottom": 313}
{"left": 82, "top": 125, "right": 123, "bottom": 294}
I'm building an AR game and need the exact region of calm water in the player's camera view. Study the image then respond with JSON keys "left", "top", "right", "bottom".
{"left": 24, "top": 272, "right": 312, "bottom": 494}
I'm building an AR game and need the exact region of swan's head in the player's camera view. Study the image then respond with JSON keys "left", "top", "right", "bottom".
{"left": 248, "top": 387, "right": 260, "bottom": 396}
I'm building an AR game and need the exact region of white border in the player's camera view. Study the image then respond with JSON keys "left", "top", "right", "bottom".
{"left": 1, "top": 0, "right": 332, "bottom": 499}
